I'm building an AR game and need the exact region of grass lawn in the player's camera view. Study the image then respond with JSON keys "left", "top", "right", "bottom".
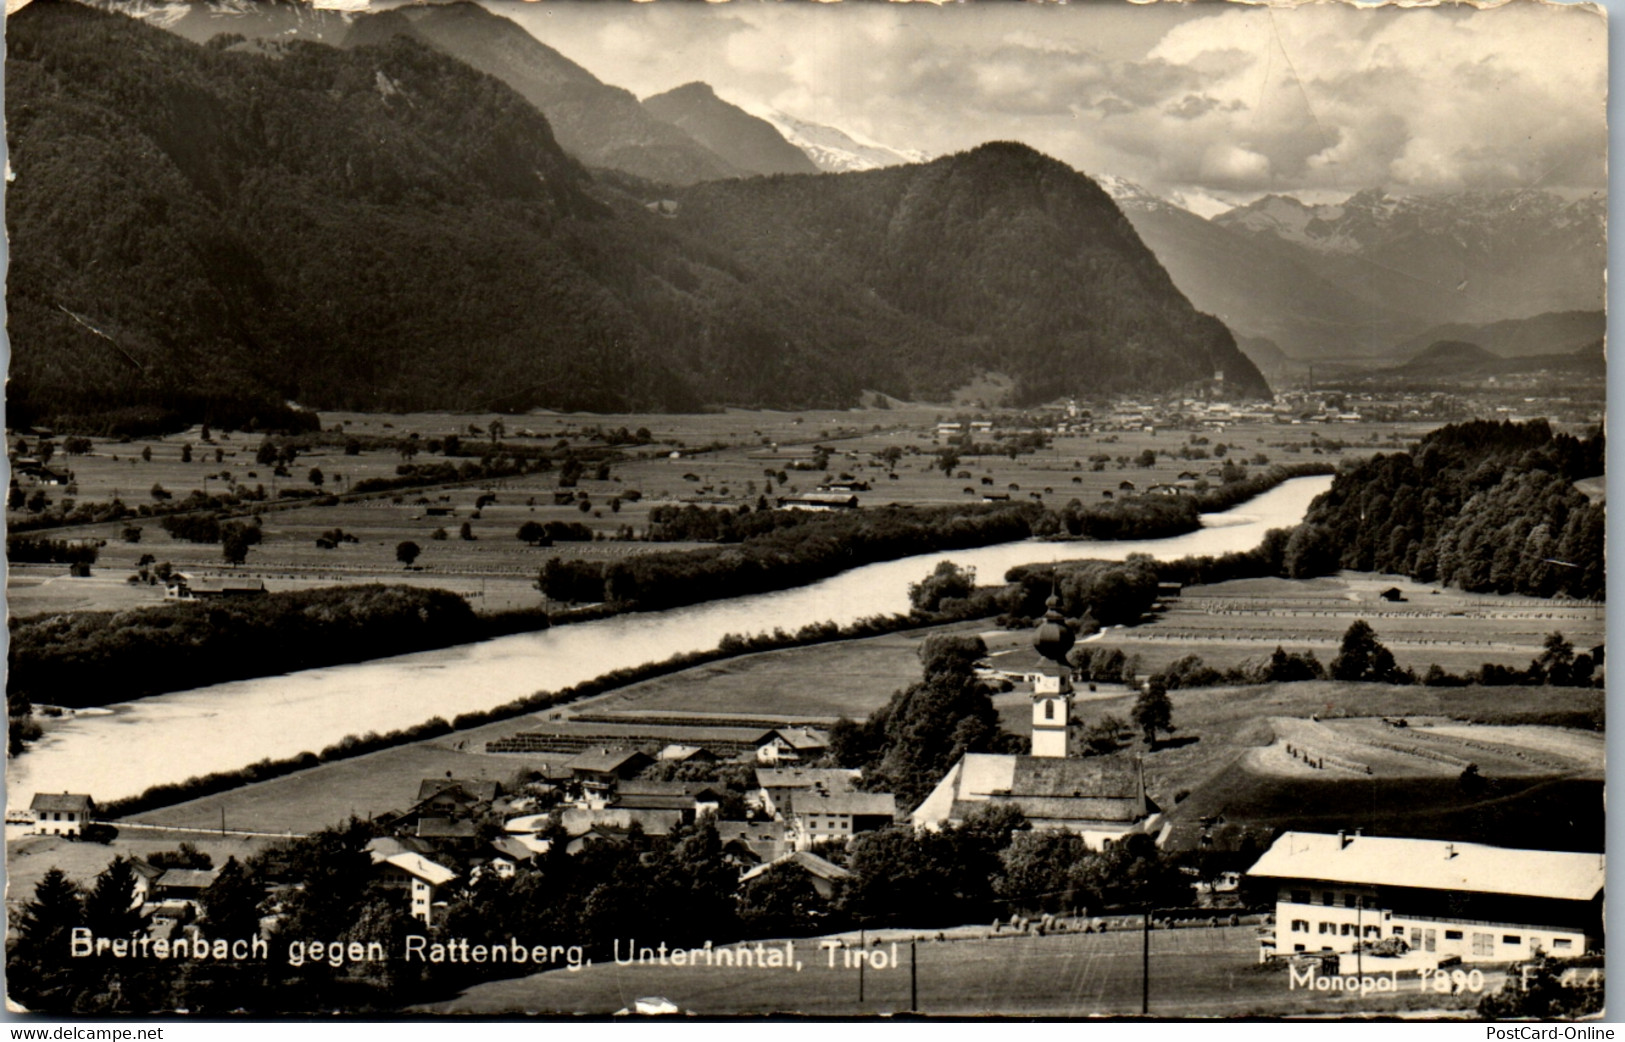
{"left": 419, "top": 925, "right": 1490, "bottom": 1017}
{"left": 5, "top": 829, "right": 274, "bottom": 917}
{"left": 571, "top": 624, "right": 987, "bottom": 723}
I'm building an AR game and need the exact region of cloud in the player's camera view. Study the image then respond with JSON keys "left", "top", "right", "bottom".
{"left": 485, "top": 0, "right": 1605, "bottom": 201}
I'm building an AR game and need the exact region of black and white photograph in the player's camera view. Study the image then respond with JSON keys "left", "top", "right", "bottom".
{"left": 0, "top": 0, "right": 1608, "bottom": 1020}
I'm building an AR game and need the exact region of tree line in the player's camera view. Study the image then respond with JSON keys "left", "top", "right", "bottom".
{"left": 1290, "top": 420, "right": 1603, "bottom": 600}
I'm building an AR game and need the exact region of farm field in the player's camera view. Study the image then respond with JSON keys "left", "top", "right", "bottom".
{"left": 4, "top": 828, "right": 275, "bottom": 919}
{"left": 567, "top": 624, "right": 981, "bottom": 724}
{"left": 7, "top": 408, "right": 1431, "bottom": 618}
{"left": 1112, "top": 572, "right": 1604, "bottom": 675}
{"left": 418, "top": 924, "right": 1491, "bottom": 1016}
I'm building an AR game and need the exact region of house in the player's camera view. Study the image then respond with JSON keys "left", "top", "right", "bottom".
{"left": 912, "top": 755, "right": 1160, "bottom": 849}
{"left": 785, "top": 790, "right": 897, "bottom": 850}
{"left": 1118, "top": 480, "right": 1136, "bottom": 491}
{"left": 565, "top": 747, "right": 654, "bottom": 787}
{"left": 777, "top": 493, "right": 859, "bottom": 512}
{"left": 739, "top": 851, "right": 853, "bottom": 899}
{"left": 755, "top": 727, "right": 830, "bottom": 765}
{"left": 130, "top": 859, "right": 166, "bottom": 907}
{"left": 473, "top": 836, "right": 538, "bottom": 881}
{"left": 816, "top": 480, "right": 870, "bottom": 493}
{"left": 415, "top": 778, "right": 500, "bottom": 813}
{"left": 415, "top": 817, "right": 480, "bottom": 845}
{"left": 30, "top": 793, "right": 94, "bottom": 837}
{"left": 164, "top": 574, "right": 267, "bottom": 600}
{"left": 154, "top": 868, "right": 219, "bottom": 904}
{"left": 656, "top": 744, "right": 718, "bottom": 765}
{"left": 1247, "top": 831, "right": 1605, "bottom": 963}
{"left": 373, "top": 851, "right": 456, "bottom": 925}
{"left": 755, "top": 768, "right": 861, "bottom": 820}
{"left": 716, "top": 820, "right": 791, "bottom": 866}
{"left": 1380, "top": 587, "right": 1407, "bottom": 603}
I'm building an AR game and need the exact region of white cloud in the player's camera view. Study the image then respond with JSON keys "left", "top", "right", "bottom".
{"left": 484, "top": 0, "right": 1605, "bottom": 200}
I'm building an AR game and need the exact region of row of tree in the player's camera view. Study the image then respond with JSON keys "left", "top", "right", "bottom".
{"left": 1293, "top": 420, "right": 1603, "bottom": 599}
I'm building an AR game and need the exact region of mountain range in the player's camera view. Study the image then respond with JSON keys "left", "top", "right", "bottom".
{"left": 7, "top": 0, "right": 1266, "bottom": 432}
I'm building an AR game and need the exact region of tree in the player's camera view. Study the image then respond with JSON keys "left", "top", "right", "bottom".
{"left": 1537, "top": 631, "right": 1575, "bottom": 686}
{"left": 1330, "top": 619, "right": 1400, "bottom": 683}
{"left": 737, "top": 864, "right": 831, "bottom": 936}
{"left": 460, "top": 521, "right": 476, "bottom": 540}
{"left": 1137, "top": 448, "right": 1157, "bottom": 468}
{"left": 180, "top": 444, "right": 192, "bottom": 463}
{"left": 200, "top": 857, "right": 264, "bottom": 940}
{"left": 1132, "top": 677, "right": 1173, "bottom": 747}
{"left": 308, "top": 467, "right": 324, "bottom": 488}
{"left": 221, "top": 524, "right": 255, "bottom": 565}
{"left": 255, "top": 439, "right": 277, "bottom": 466}
{"left": 84, "top": 858, "right": 144, "bottom": 941}
{"left": 517, "top": 521, "right": 546, "bottom": 545}
{"left": 396, "top": 541, "right": 421, "bottom": 567}
{"left": 908, "top": 560, "right": 976, "bottom": 613}
{"left": 488, "top": 418, "right": 505, "bottom": 445}
{"left": 8, "top": 868, "right": 85, "bottom": 1009}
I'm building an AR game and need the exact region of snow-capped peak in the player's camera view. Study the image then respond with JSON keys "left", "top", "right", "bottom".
{"left": 743, "top": 105, "right": 931, "bottom": 173}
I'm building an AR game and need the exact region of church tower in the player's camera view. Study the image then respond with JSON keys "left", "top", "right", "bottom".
{"left": 1030, "top": 594, "right": 1076, "bottom": 758}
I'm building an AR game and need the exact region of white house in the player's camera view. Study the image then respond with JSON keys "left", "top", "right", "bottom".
{"left": 373, "top": 851, "right": 456, "bottom": 925}
{"left": 1247, "top": 831, "right": 1605, "bottom": 963}
{"left": 30, "top": 793, "right": 94, "bottom": 837}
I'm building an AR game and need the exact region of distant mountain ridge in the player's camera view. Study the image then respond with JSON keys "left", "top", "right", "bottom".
{"left": 8, "top": 1, "right": 1267, "bottom": 432}
{"left": 1213, "top": 188, "right": 1606, "bottom": 331}
{"left": 642, "top": 82, "right": 819, "bottom": 178}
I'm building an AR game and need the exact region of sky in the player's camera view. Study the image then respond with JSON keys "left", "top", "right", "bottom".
{"left": 481, "top": 0, "right": 1607, "bottom": 214}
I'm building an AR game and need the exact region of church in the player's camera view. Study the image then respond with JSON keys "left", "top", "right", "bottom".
{"left": 911, "top": 596, "right": 1162, "bottom": 848}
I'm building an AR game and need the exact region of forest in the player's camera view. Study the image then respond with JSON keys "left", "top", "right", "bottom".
{"left": 6, "top": 585, "right": 480, "bottom": 714}
{"left": 1289, "top": 420, "right": 1604, "bottom": 600}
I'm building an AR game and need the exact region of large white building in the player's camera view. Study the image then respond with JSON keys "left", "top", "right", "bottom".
{"left": 1248, "top": 832, "right": 1604, "bottom": 964}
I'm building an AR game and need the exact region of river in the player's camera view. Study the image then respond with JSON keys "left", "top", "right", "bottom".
{"left": 6, "top": 475, "right": 1331, "bottom": 808}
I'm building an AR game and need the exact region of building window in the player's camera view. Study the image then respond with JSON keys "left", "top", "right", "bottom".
{"left": 1445, "top": 930, "right": 1463, "bottom": 941}
{"left": 1473, "top": 934, "right": 1494, "bottom": 956}
{"left": 1343, "top": 894, "right": 1357, "bottom": 909}
{"left": 1045, "top": 701, "right": 1055, "bottom": 721}
{"left": 1393, "top": 927, "right": 1405, "bottom": 937}
{"left": 1319, "top": 923, "right": 1333, "bottom": 935}
{"left": 1364, "top": 926, "right": 1381, "bottom": 938}
{"left": 1321, "top": 892, "right": 1334, "bottom": 907}
{"left": 1340, "top": 924, "right": 1354, "bottom": 936}
{"left": 1553, "top": 939, "right": 1573, "bottom": 950}
{"left": 1291, "top": 920, "right": 1309, "bottom": 933}
{"left": 1503, "top": 936, "right": 1521, "bottom": 946}
{"left": 1290, "top": 890, "right": 1310, "bottom": 904}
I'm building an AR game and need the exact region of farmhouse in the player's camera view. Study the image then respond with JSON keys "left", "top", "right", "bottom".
{"left": 164, "top": 574, "right": 267, "bottom": 600}
{"left": 656, "top": 743, "right": 718, "bottom": 765}
{"left": 153, "top": 868, "right": 219, "bottom": 904}
{"left": 777, "top": 493, "right": 859, "bottom": 512}
{"left": 911, "top": 755, "right": 1159, "bottom": 848}
{"left": 785, "top": 790, "right": 896, "bottom": 850}
{"left": 565, "top": 747, "right": 654, "bottom": 787}
{"left": 755, "top": 727, "right": 830, "bottom": 765}
{"left": 30, "top": 792, "right": 94, "bottom": 837}
{"left": 1247, "top": 831, "right": 1605, "bottom": 963}
{"left": 739, "top": 851, "right": 853, "bottom": 899}
{"left": 755, "top": 767, "right": 861, "bottom": 820}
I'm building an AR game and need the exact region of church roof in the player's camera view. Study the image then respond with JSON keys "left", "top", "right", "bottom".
{"left": 913, "top": 754, "right": 1155, "bottom": 830}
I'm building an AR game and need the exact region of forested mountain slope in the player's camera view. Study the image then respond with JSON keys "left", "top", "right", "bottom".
{"left": 7, "top": 1, "right": 1266, "bottom": 431}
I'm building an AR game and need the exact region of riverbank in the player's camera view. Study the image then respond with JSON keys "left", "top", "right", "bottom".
{"left": 8, "top": 477, "right": 1332, "bottom": 810}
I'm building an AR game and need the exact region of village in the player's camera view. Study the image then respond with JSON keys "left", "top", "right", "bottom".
{"left": 8, "top": 589, "right": 1604, "bottom": 1016}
